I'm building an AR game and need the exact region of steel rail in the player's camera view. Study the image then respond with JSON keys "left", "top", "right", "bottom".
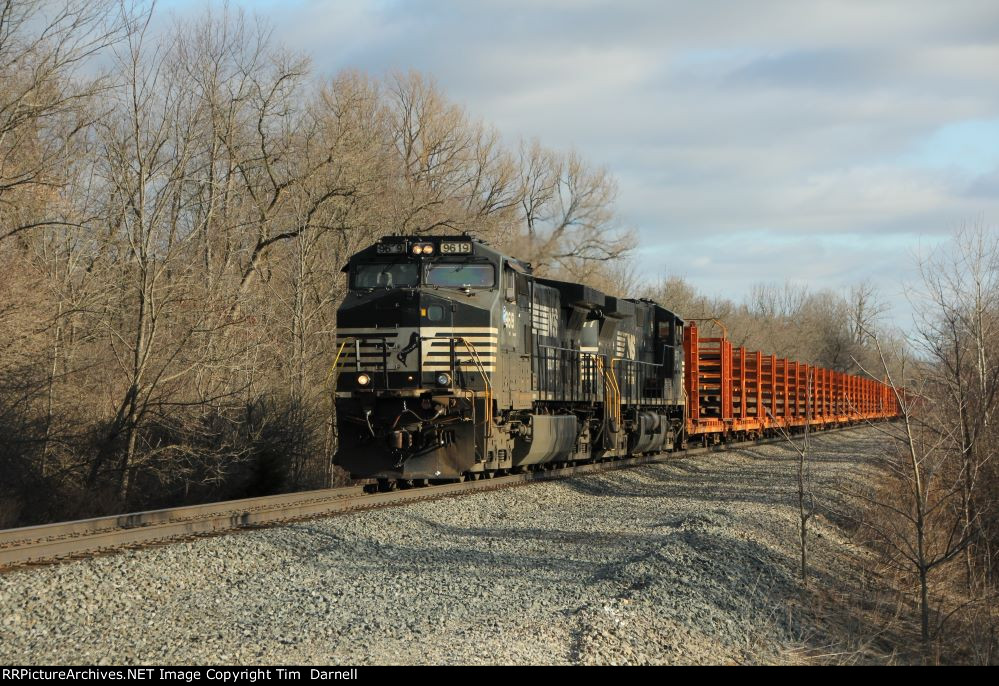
{"left": 0, "top": 425, "right": 868, "bottom": 571}
{"left": 0, "top": 486, "right": 368, "bottom": 548}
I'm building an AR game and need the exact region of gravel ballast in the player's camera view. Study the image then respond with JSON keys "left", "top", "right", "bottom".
{"left": 1, "top": 427, "right": 889, "bottom": 665}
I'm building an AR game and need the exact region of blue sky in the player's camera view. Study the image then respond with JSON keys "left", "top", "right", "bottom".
{"left": 161, "top": 0, "right": 999, "bottom": 328}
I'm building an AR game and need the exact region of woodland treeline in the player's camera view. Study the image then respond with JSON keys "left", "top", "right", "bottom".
{"left": 863, "top": 228, "right": 999, "bottom": 662}
{"left": 0, "top": 1, "right": 638, "bottom": 524}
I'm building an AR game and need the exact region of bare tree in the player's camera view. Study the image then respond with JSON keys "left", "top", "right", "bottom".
{"left": 913, "top": 225, "right": 999, "bottom": 594}
{"left": 514, "top": 139, "right": 633, "bottom": 276}
{"left": 0, "top": 0, "right": 134, "bottom": 243}
{"left": 853, "top": 329, "right": 973, "bottom": 654}
{"left": 748, "top": 281, "right": 808, "bottom": 321}
{"left": 384, "top": 70, "right": 519, "bottom": 239}
{"left": 848, "top": 279, "right": 888, "bottom": 346}
{"left": 766, "top": 369, "right": 814, "bottom": 585}
{"left": 83, "top": 6, "right": 365, "bottom": 502}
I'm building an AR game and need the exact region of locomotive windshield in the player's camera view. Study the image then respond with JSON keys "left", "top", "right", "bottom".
{"left": 353, "top": 262, "right": 419, "bottom": 288}
{"left": 426, "top": 263, "right": 495, "bottom": 288}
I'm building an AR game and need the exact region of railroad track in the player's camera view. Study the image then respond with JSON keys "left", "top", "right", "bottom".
{"left": 0, "top": 426, "right": 858, "bottom": 571}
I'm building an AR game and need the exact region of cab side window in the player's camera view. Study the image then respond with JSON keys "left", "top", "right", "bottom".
{"left": 504, "top": 264, "right": 530, "bottom": 307}
{"left": 515, "top": 273, "right": 529, "bottom": 307}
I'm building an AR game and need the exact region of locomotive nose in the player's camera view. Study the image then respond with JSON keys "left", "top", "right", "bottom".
{"left": 334, "top": 288, "right": 494, "bottom": 391}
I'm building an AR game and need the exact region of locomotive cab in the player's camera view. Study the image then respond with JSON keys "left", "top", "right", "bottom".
{"left": 336, "top": 236, "right": 499, "bottom": 390}
{"left": 333, "top": 236, "right": 505, "bottom": 482}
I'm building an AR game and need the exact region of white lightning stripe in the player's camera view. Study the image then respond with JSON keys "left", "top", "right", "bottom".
{"left": 356, "top": 361, "right": 498, "bottom": 366}
{"left": 426, "top": 345, "right": 497, "bottom": 351}
{"left": 424, "top": 368, "right": 495, "bottom": 372}
{"left": 420, "top": 327, "right": 499, "bottom": 333}
{"left": 337, "top": 327, "right": 499, "bottom": 333}
{"left": 335, "top": 325, "right": 498, "bottom": 375}
{"left": 426, "top": 335, "right": 497, "bottom": 340}
{"left": 336, "top": 332, "right": 401, "bottom": 337}
{"left": 425, "top": 355, "right": 496, "bottom": 360}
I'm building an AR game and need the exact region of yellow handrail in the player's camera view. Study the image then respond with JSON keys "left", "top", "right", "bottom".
{"left": 323, "top": 337, "right": 357, "bottom": 452}
{"left": 453, "top": 336, "right": 493, "bottom": 436}
{"left": 609, "top": 357, "right": 623, "bottom": 425}
{"left": 324, "top": 337, "right": 357, "bottom": 390}
{"left": 596, "top": 356, "right": 622, "bottom": 428}
{"left": 686, "top": 317, "right": 729, "bottom": 340}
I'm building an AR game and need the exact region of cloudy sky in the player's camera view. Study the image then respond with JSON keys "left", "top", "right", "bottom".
{"left": 168, "top": 0, "right": 999, "bottom": 325}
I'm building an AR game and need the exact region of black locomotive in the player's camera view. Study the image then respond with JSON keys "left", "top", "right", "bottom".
{"left": 332, "top": 235, "right": 685, "bottom": 485}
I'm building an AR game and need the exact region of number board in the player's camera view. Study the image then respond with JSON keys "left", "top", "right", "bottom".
{"left": 440, "top": 241, "right": 473, "bottom": 255}
{"left": 376, "top": 243, "right": 405, "bottom": 254}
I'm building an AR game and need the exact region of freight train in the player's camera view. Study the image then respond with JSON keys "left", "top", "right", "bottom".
{"left": 331, "top": 235, "right": 897, "bottom": 487}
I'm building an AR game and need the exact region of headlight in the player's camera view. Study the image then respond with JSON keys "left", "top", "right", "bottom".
{"left": 356, "top": 373, "right": 371, "bottom": 386}
{"left": 410, "top": 243, "right": 434, "bottom": 255}
{"left": 436, "top": 373, "right": 451, "bottom": 386}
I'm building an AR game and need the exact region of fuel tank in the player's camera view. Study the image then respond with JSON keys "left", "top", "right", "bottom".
{"left": 511, "top": 414, "right": 579, "bottom": 465}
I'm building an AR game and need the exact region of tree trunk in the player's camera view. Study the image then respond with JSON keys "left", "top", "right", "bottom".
{"left": 920, "top": 564, "right": 931, "bottom": 655}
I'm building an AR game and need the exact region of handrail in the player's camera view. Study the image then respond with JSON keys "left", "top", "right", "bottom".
{"left": 596, "top": 356, "right": 622, "bottom": 428}
{"left": 537, "top": 343, "right": 594, "bottom": 353}
{"left": 537, "top": 344, "right": 601, "bottom": 402}
{"left": 420, "top": 334, "right": 493, "bottom": 438}
{"left": 611, "top": 356, "right": 665, "bottom": 407}
{"left": 324, "top": 336, "right": 359, "bottom": 393}
{"left": 323, "top": 337, "right": 357, "bottom": 466}
{"left": 324, "top": 334, "right": 493, "bottom": 463}
{"left": 609, "top": 358, "right": 625, "bottom": 422}
{"left": 615, "top": 358, "right": 664, "bottom": 369}
{"left": 453, "top": 336, "right": 493, "bottom": 437}
{"left": 685, "top": 317, "right": 729, "bottom": 340}
{"left": 326, "top": 336, "right": 491, "bottom": 427}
